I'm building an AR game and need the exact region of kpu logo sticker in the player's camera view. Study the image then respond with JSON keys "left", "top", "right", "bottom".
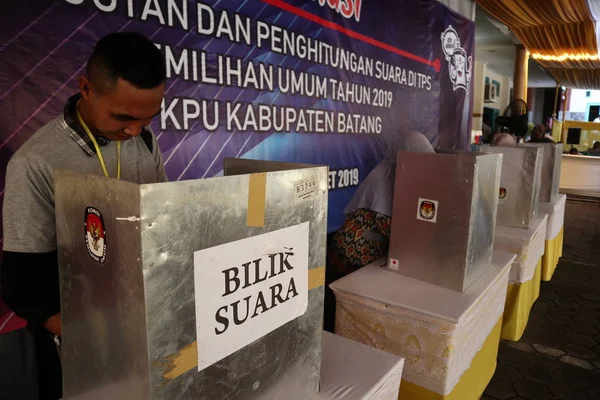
{"left": 85, "top": 207, "right": 106, "bottom": 264}
{"left": 499, "top": 187, "right": 507, "bottom": 200}
{"left": 417, "top": 198, "right": 438, "bottom": 223}
{"left": 441, "top": 26, "right": 472, "bottom": 92}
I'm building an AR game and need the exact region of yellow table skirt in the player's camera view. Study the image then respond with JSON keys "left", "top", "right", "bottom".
{"left": 500, "top": 258, "right": 542, "bottom": 341}
{"left": 541, "top": 227, "right": 564, "bottom": 282}
{"left": 398, "top": 318, "right": 502, "bottom": 400}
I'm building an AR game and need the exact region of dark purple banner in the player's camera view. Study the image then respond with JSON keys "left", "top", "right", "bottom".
{"left": 0, "top": 0, "right": 474, "bottom": 333}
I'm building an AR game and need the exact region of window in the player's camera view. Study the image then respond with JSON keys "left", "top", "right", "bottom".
{"left": 586, "top": 91, "right": 591, "bottom": 97}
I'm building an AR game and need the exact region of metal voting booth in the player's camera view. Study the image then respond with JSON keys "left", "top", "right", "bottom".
{"left": 387, "top": 151, "right": 502, "bottom": 292}
{"left": 520, "top": 143, "right": 563, "bottom": 203}
{"left": 483, "top": 146, "right": 543, "bottom": 229}
{"left": 55, "top": 159, "right": 328, "bottom": 400}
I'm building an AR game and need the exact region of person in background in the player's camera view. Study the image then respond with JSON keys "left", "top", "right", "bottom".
{"left": 323, "top": 131, "right": 435, "bottom": 332}
{"left": 587, "top": 141, "right": 600, "bottom": 155}
{"left": 1, "top": 32, "right": 168, "bottom": 399}
{"left": 481, "top": 115, "right": 492, "bottom": 143}
{"left": 529, "top": 124, "right": 555, "bottom": 143}
{"left": 569, "top": 147, "right": 580, "bottom": 155}
{"left": 491, "top": 132, "right": 517, "bottom": 146}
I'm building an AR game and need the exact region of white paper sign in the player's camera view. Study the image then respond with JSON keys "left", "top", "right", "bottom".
{"left": 194, "top": 222, "right": 310, "bottom": 372}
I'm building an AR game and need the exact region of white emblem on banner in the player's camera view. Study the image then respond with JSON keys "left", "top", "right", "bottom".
{"left": 194, "top": 222, "right": 310, "bottom": 372}
{"left": 441, "top": 26, "right": 472, "bottom": 92}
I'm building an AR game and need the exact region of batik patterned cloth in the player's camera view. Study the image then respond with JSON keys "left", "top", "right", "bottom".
{"left": 328, "top": 209, "right": 392, "bottom": 276}
{"left": 324, "top": 208, "right": 391, "bottom": 332}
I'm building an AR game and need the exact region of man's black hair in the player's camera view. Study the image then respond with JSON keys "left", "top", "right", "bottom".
{"left": 86, "top": 32, "right": 166, "bottom": 92}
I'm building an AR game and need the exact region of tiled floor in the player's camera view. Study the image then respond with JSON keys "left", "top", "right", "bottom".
{"left": 483, "top": 200, "right": 600, "bottom": 400}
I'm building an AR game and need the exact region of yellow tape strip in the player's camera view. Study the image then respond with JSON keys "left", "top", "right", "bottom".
{"left": 162, "top": 266, "right": 326, "bottom": 380}
{"left": 162, "top": 341, "right": 198, "bottom": 380}
{"left": 247, "top": 173, "right": 267, "bottom": 227}
{"left": 308, "top": 266, "right": 325, "bottom": 289}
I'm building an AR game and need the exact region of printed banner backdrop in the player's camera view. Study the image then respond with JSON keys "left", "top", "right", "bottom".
{"left": 0, "top": 0, "right": 474, "bottom": 333}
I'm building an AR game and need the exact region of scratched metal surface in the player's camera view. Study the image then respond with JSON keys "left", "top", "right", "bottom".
{"left": 56, "top": 170, "right": 150, "bottom": 400}
{"left": 464, "top": 151, "right": 502, "bottom": 289}
{"left": 55, "top": 162, "right": 328, "bottom": 400}
{"left": 388, "top": 151, "right": 501, "bottom": 292}
{"left": 520, "top": 143, "right": 563, "bottom": 203}
{"left": 484, "top": 146, "right": 543, "bottom": 229}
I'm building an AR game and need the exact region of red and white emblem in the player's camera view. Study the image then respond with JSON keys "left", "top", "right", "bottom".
{"left": 85, "top": 207, "right": 106, "bottom": 264}
{"left": 416, "top": 198, "right": 439, "bottom": 223}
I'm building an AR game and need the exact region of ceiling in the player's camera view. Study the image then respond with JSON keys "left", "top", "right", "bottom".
{"left": 474, "top": 5, "right": 556, "bottom": 88}
{"left": 476, "top": 0, "right": 600, "bottom": 90}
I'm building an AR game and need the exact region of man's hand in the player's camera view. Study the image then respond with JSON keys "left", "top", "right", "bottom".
{"left": 44, "top": 313, "right": 61, "bottom": 336}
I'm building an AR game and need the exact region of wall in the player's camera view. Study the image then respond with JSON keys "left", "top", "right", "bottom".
{"left": 526, "top": 86, "right": 553, "bottom": 125}
{"left": 530, "top": 88, "right": 546, "bottom": 125}
{"left": 437, "top": 0, "right": 475, "bottom": 20}
{"left": 472, "top": 61, "right": 486, "bottom": 130}
{"left": 567, "top": 89, "right": 600, "bottom": 121}
{"left": 485, "top": 67, "right": 512, "bottom": 114}
{"left": 472, "top": 62, "right": 513, "bottom": 131}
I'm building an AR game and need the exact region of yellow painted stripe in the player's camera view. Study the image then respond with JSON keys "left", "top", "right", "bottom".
{"left": 162, "top": 266, "right": 326, "bottom": 380}
{"left": 247, "top": 173, "right": 267, "bottom": 227}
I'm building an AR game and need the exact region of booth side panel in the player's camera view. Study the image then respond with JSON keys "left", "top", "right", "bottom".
{"left": 551, "top": 144, "right": 563, "bottom": 202}
{"left": 223, "top": 158, "right": 321, "bottom": 175}
{"left": 389, "top": 153, "right": 474, "bottom": 291}
{"left": 530, "top": 148, "right": 544, "bottom": 221}
{"left": 488, "top": 147, "right": 540, "bottom": 228}
{"left": 140, "top": 167, "right": 327, "bottom": 399}
{"left": 521, "top": 143, "right": 561, "bottom": 203}
{"left": 464, "top": 154, "right": 501, "bottom": 289}
{"left": 55, "top": 170, "right": 150, "bottom": 399}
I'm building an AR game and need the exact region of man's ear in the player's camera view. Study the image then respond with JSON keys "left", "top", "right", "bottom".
{"left": 79, "top": 75, "right": 93, "bottom": 100}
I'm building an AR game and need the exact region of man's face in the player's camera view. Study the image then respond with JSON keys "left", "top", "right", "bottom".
{"left": 81, "top": 77, "right": 164, "bottom": 141}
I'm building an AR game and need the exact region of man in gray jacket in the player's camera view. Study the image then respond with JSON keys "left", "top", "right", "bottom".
{"left": 1, "top": 31, "right": 168, "bottom": 399}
